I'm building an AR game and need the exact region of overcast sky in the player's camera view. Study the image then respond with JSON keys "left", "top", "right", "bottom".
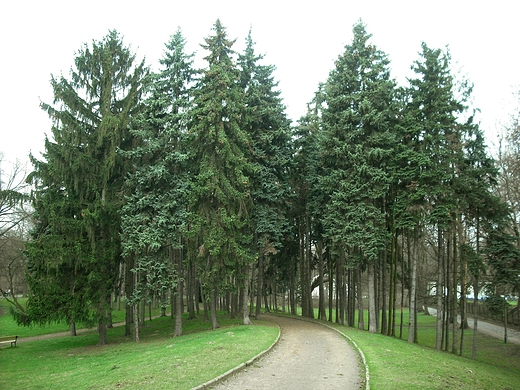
{"left": 1, "top": 0, "right": 519, "bottom": 169}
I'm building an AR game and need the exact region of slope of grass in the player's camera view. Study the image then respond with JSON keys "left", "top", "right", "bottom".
{"left": 280, "top": 307, "right": 520, "bottom": 389}
{"left": 0, "top": 312, "right": 279, "bottom": 389}
{"left": 330, "top": 324, "right": 519, "bottom": 390}
{"left": 0, "top": 298, "right": 128, "bottom": 337}
{"left": 2, "top": 299, "right": 519, "bottom": 389}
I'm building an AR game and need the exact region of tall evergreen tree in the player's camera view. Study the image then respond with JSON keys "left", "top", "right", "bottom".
{"left": 292, "top": 95, "right": 323, "bottom": 319}
{"left": 238, "top": 29, "right": 292, "bottom": 320}
{"left": 406, "top": 43, "right": 466, "bottom": 350}
{"left": 320, "top": 21, "right": 396, "bottom": 333}
{"left": 25, "top": 31, "right": 147, "bottom": 345}
{"left": 121, "top": 28, "right": 195, "bottom": 339}
{"left": 188, "top": 20, "right": 254, "bottom": 329}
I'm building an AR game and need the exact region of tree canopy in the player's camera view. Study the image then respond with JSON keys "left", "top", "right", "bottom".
{"left": 14, "top": 20, "right": 519, "bottom": 353}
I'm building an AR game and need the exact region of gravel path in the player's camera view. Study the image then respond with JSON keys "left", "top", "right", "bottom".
{"left": 427, "top": 308, "right": 520, "bottom": 345}
{"left": 210, "top": 314, "right": 364, "bottom": 390}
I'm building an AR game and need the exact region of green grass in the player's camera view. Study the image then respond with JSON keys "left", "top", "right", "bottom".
{"left": 288, "top": 307, "right": 520, "bottom": 389}
{"left": 0, "top": 308, "right": 279, "bottom": 389}
{"left": 0, "top": 298, "right": 129, "bottom": 338}
{"left": 2, "top": 299, "right": 520, "bottom": 389}
{"left": 332, "top": 324, "right": 519, "bottom": 390}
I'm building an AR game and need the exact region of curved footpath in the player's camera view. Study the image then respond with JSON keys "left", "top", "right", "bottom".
{"left": 427, "top": 307, "right": 520, "bottom": 345}
{"left": 201, "top": 314, "right": 365, "bottom": 390}
{"left": 16, "top": 311, "right": 518, "bottom": 389}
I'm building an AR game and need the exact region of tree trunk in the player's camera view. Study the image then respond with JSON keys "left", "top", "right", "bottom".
{"left": 242, "top": 265, "right": 252, "bottom": 325}
{"left": 133, "top": 303, "right": 139, "bottom": 342}
{"left": 210, "top": 279, "right": 220, "bottom": 330}
{"left": 408, "top": 226, "right": 418, "bottom": 343}
{"left": 337, "top": 250, "right": 345, "bottom": 325}
{"left": 472, "top": 280, "right": 479, "bottom": 360}
{"left": 328, "top": 254, "right": 334, "bottom": 322}
{"left": 436, "top": 229, "right": 444, "bottom": 351}
{"left": 357, "top": 266, "right": 365, "bottom": 330}
{"left": 400, "top": 232, "right": 407, "bottom": 339}
{"left": 305, "top": 216, "right": 314, "bottom": 318}
{"left": 381, "top": 251, "right": 387, "bottom": 335}
{"left": 368, "top": 262, "right": 377, "bottom": 333}
{"left": 97, "top": 290, "right": 109, "bottom": 346}
{"left": 256, "top": 253, "right": 264, "bottom": 319}
{"left": 98, "top": 319, "right": 107, "bottom": 346}
{"left": 125, "top": 258, "right": 133, "bottom": 336}
{"left": 317, "top": 239, "right": 326, "bottom": 320}
{"left": 347, "top": 269, "right": 354, "bottom": 327}
{"left": 69, "top": 320, "right": 77, "bottom": 336}
{"left": 388, "top": 230, "right": 396, "bottom": 337}
{"left": 452, "top": 226, "right": 458, "bottom": 355}
{"left": 174, "top": 287, "right": 183, "bottom": 337}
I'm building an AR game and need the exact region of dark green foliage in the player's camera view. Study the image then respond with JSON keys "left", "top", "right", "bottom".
{"left": 16, "top": 20, "right": 520, "bottom": 350}
{"left": 121, "top": 29, "right": 195, "bottom": 308}
{"left": 25, "top": 31, "right": 147, "bottom": 344}
{"left": 238, "top": 29, "right": 292, "bottom": 255}
{"left": 187, "top": 20, "right": 255, "bottom": 327}
{"left": 320, "top": 21, "right": 396, "bottom": 261}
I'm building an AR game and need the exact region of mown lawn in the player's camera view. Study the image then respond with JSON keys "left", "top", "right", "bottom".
{"left": 2, "top": 299, "right": 519, "bottom": 389}
{"left": 0, "top": 306, "right": 279, "bottom": 389}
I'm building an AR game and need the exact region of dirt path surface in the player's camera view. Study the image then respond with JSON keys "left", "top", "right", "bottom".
{"left": 210, "top": 315, "right": 363, "bottom": 390}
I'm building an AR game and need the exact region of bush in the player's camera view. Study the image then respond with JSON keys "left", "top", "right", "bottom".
{"left": 483, "top": 295, "right": 509, "bottom": 316}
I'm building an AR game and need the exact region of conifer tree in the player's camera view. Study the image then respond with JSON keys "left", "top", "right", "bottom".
{"left": 121, "top": 28, "right": 195, "bottom": 338}
{"left": 292, "top": 94, "right": 324, "bottom": 319}
{"left": 26, "top": 31, "right": 147, "bottom": 345}
{"left": 320, "top": 21, "right": 396, "bottom": 332}
{"left": 238, "top": 29, "right": 292, "bottom": 320}
{"left": 188, "top": 20, "right": 254, "bottom": 329}
{"left": 406, "top": 43, "right": 466, "bottom": 350}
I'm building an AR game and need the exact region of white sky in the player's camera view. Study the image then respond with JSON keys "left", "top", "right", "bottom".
{"left": 1, "top": 0, "right": 519, "bottom": 169}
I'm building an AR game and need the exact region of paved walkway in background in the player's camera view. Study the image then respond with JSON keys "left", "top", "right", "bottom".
{"left": 427, "top": 307, "right": 520, "bottom": 345}
{"left": 210, "top": 315, "right": 363, "bottom": 390}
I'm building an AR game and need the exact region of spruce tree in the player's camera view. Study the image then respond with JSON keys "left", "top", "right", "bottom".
{"left": 26, "top": 31, "right": 147, "bottom": 345}
{"left": 406, "top": 43, "right": 466, "bottom": 350}
{"left": 320, "top": 21, "right": 396, "bottom": 332}
{"left": 188, "top": 20, "right": 254, "bottom": 329}
{"left": 238, "top": 29, "right": 292, "bottom": 320}
{"left": 121, "top": 28, "right": 195, "bottom": 338}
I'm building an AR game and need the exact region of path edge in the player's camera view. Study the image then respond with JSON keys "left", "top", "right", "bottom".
{"left": 191, "top": 322, "right": 281, "bottom": 390}
{"left": 320, "top": 321, "right": 371, "bottom": 390}
{"left": 271, "top": 314, "right": 370, "bottom": 390}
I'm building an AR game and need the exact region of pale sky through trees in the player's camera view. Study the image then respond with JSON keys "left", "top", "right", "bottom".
{"left": 1, "top": 0, "right": 519, "bottom": 167}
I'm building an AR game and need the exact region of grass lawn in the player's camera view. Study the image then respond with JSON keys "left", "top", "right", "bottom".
{"left": 2, "top": 299, "right": 519, "bottom": 389}
{"left": 0, "top": 304, "right": 279, "bottom": 389}
{"left": 309, "top": 308, "right": 520, "bottom": 389}
{"left": 0, "top": 298, "right": 127, "bottom": 338}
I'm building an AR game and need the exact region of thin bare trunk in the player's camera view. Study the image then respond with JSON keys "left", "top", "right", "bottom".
{"left": 242, "top": 265, "right": 252, "bottom": 325}
{"left": 256, "top": 254, "right": 264, "bottom": 319}
{"left": 133, "top": 303, "right": 139, "bottom": 342}
{"left": 357, "top": 267, "right": 364, "bottom": 330}
{"left": 408, "top": 227, "right": 418, "bottom": 343}
{"left": 368, "top": 262, "right": 377, "bottom": 333}
{"left": 436, "top": 229, "right": 444, "bottom": 351}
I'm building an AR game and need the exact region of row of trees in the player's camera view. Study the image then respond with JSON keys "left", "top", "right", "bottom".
{"left": 9, "top": 20, "right": 519, "bottom": 356}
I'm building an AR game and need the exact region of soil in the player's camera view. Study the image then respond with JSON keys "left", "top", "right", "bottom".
{"left": 209, "top": 314, "right": 363, "bottom": 390}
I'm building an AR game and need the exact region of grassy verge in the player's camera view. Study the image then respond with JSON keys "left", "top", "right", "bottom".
{"left": 2, "top": 299, "right": 518, "bottom": 389}
{"left": 331, "top": 323, "right": 519, "bottom": 390}
{"left": 0, "top": 311, "right": 279, "bottom": 389}
{"left": 306, "top": 309, "right": 520, "bottom": 390}
{"left": 0, "top": 298, "right": 129, "bottom": 338}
